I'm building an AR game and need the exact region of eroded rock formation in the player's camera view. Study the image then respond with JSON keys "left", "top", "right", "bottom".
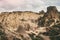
{"left": 0, "top": 6, "right": 60, "bottom": 40}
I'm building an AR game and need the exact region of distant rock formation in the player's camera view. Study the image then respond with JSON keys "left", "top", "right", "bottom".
{"left": 38, "top": 6, "right": 60, "bottom": 27}
{"left": 46, "top": 6, "right": 59, "bottom": 20}
{"left": 39, "top": 10, "right": 45, "bottom": 17}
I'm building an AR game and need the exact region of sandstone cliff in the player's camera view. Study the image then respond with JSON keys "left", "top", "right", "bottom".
{"left": 0, "top": 6, "right": 60, "bottom": 40}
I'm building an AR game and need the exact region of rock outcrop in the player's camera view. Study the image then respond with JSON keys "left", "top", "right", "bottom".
{"left": 46, "top": 6, "right": 59, "bottom": 20}
{"left": 38, "top": 6, "right": 60, "bottom": 27}
{"left": 0, "top": 6, "right": 60, "bottom": 40}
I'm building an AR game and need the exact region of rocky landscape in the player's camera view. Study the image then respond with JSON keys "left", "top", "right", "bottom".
{"left": 0, "top": 6, "right": 60, "bottom": 40}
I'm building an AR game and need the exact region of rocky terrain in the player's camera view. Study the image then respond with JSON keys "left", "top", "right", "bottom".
{"left": 0, "top": 6, "right": 60, "bottom": 40}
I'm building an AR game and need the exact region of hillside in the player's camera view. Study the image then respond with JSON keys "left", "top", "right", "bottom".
{"left": 0, "top": 6, "right": 60, "bottom": 40}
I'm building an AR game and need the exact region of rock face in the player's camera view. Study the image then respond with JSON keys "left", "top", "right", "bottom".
{"left": 46, "top": 6, "right": 59, "bottom": 19}
{"left": 0, "top": 11, "right": 43, "bottom": 40}
{"left": 38, "top": 6, "right": 60, "bottom": 27}
{"left": 0, "top": 6, "right": 60, "bottom": 40}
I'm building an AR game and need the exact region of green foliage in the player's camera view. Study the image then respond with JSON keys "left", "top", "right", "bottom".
{"left": 50, "top": 36, "right": 60, "bottom": 40}
{"left": 29, "top": 33, "right": 43, "bottom": 40}
{"left": 0, "top": 29, "right": 8, "bottom": 40}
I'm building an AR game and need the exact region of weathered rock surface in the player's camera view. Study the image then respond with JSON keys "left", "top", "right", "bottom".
{"left": 0, "top": 6, "right": 60, "bottom": 40}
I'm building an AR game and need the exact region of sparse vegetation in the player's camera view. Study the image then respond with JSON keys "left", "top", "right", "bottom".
{"left": 0, "top": 6, "right": 60, "bottom": 40}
